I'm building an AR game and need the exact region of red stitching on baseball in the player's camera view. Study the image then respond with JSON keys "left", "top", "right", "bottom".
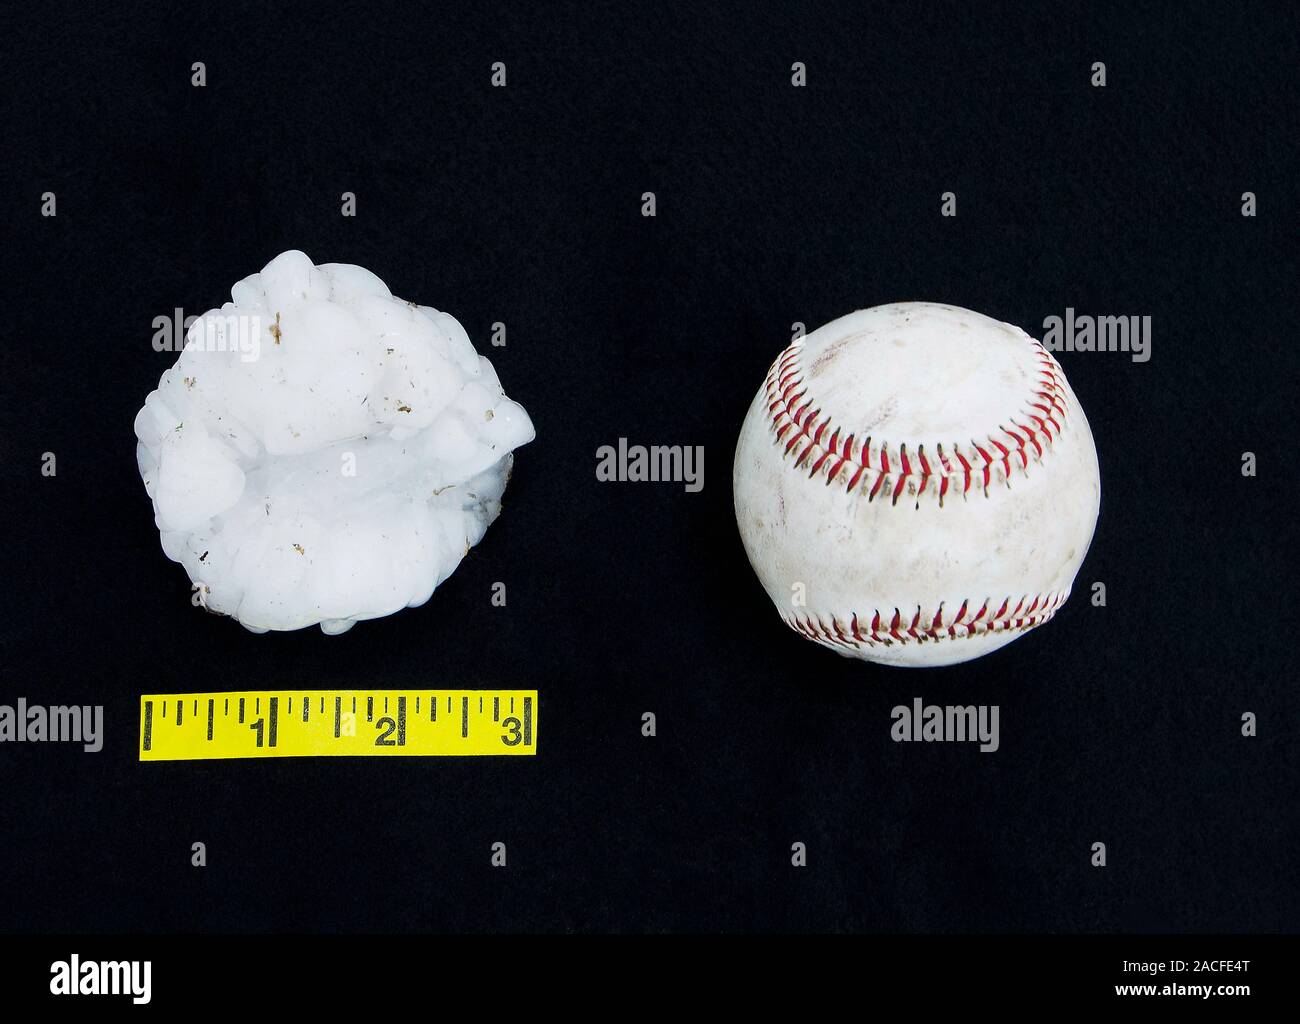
{"left": 762, "top": 337, "right": 1070, "bottom": 505}
{"left": 784, "top": 591, "right": 1066, "bottom": 649}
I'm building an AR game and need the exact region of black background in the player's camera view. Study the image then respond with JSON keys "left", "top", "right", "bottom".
{"left": 1, "top": 2, "right": 1296, "bottom": 934}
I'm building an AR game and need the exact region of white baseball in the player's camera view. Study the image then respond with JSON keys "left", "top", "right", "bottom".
{"left": 733, "top": 302, "right": 1100, "bottom": 667}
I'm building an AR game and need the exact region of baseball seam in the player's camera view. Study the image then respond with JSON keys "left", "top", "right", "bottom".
{"left": 763, "top": 339, "right": 1069, "bottom": 505}
{"left": 784, "top": 591, "right": 1067, "bottom": 651}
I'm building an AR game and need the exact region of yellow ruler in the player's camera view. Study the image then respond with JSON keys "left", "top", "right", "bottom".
{"left": 139, "top": 690, "right": 537, "bottom": 761}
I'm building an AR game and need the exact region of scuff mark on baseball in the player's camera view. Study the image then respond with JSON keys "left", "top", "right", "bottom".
{"left": 732, "top": 302, "right": 1101, "bottom": 667}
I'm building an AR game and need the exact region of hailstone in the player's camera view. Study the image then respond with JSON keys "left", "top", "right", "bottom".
{"left": 134, "top": 250, "right": 535, "bottom": 634}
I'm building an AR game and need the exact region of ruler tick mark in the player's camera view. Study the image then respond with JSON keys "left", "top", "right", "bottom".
{"left": 462, "top": 696, "right": 469, "bottom": 738}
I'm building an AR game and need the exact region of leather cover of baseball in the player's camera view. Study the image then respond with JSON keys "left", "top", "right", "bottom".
{"left": 733, "top": 302, "right": 1101, "bottom": 667}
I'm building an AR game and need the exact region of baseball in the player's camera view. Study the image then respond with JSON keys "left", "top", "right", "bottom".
{"left": 733, "top": 302, "right": 1100, "bottom": 667}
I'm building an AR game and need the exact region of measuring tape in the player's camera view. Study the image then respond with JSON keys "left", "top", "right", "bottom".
{"left": 139, "top": 690, "right": 537, "bottom": 761}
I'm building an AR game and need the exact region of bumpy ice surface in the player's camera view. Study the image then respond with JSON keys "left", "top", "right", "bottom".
{"left": 134, "top": 250, "right": 535, "bottom": 634}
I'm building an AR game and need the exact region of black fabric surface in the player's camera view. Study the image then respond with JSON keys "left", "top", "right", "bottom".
{"left": 1, "top": 2, "right": 1296, "bottom": 933}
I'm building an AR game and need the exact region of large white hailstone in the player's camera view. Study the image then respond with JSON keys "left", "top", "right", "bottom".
{"left": 134, "top": 250, "right": 535, "bottom": 635}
